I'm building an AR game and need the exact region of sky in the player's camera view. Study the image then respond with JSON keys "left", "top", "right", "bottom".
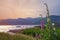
{"left": 0, "top": 0, "right": 60, "bottom": 19}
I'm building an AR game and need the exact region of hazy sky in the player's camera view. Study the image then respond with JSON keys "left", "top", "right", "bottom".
{"left": 0, "top": 0, "right": 60, "bottom": 19}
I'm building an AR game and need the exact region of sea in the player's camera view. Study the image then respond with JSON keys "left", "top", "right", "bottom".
{"left": 0, "top": 25, "right": 39, "bottom": 32}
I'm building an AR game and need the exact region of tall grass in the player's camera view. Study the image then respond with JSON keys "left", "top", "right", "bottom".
{"left": 0, "top": 32, "right": 36, "bottom": 40}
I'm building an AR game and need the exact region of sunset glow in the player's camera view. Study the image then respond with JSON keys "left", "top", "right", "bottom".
{"left": 0, "top": 0, "right": 60, "bottom": 19}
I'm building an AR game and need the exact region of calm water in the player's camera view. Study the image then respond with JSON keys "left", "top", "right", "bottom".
{"left": 0, "top": 25, "right": 39, "bottom": 32}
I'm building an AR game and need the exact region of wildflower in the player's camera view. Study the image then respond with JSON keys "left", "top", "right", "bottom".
{"left": 53, "top": 27, "right": 56, "bottom": 31}
{"left": 52, "top": 23, "right": 55, "bottom": 26}
{"left": 40, "top": 20, "right": 44, "bottom": 30}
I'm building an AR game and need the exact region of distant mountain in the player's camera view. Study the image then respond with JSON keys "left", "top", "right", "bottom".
{"left": 0, "top": 15, "right": 60, "bottom": 25}
{"left": 50, "top": 15, "right": 60, "bottom": 26}
{"left": 0, "top": 17, "right": 41, "bottom": 25}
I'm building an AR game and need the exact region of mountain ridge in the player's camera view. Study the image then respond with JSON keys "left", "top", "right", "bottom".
{"left": 0, "top": 15, "right": 60, "bottom": 26}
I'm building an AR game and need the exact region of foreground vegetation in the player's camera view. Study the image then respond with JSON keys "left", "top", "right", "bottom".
{"left": 21, "top": 27, "right": 60, "bottom": 40}
{"left": 0, "top": 27, "right": 60, "bottom": 40}
{"left": 56, "top": 27, "right": 60, "bottom": 40}
{"left": 0, "top": 32, "right": 36, "bottom": 40}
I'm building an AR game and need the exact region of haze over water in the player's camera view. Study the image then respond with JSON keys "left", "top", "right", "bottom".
{"left": 0, "top": 25, "right": 39, "bottom": 32}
